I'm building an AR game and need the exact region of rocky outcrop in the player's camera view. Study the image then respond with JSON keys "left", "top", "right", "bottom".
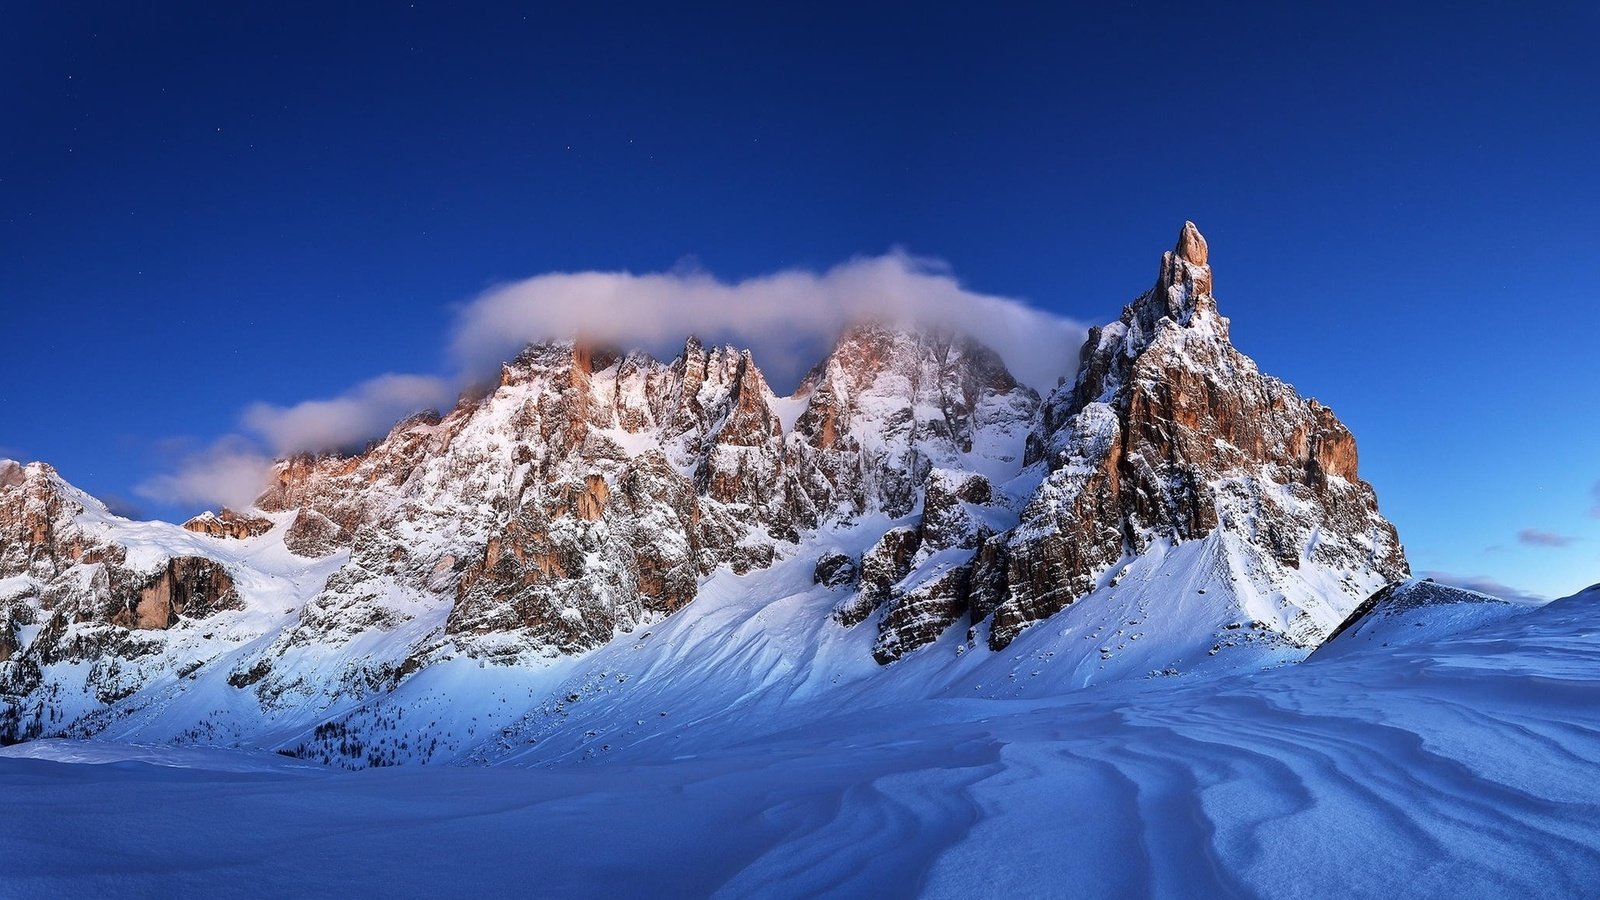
{"left": 833, "top": 527, "right": 919, "bottom": 627}
{"left": 0, "top": 461, "right": 110, "bottom": 581}
{"left": 984, "top": 222, "right": 1407, "bottom": 649}
{"left": 284, "top": 509, "right": 348, "bottom": 558}
{"left": 111, "top": 557, "right": 241, "bottom": 630}
{"left": 813, "top": 551, "right": 859, "bottom": 589}
{"left": 182, "top": 508, "right": 274, "bottom": 540}
{"left": 873, "top": 563, "right": 972, "bottom": 663}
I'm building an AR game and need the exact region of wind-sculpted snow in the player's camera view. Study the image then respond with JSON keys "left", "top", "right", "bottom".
{"left": 4, "top": 591, "right": 1598, "bottom": 898}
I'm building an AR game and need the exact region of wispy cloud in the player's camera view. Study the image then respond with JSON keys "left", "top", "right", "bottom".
{"left": 137, "top": 252, "right": 1086, "bottom": 508}
{"left": 242, "top": 373, "right": 452, "bottom": 456}
{"left": 448, "top": 251, "right": 1086, "bottom": 393}
{"left": 1419, "top": 571, "right": 1547, "bottom": 605}
{"left": 135, "top": 437, "right": 275, "bottom": 510}
{"left": 1518, "top": 528, "right": 1577, "bottom": 548}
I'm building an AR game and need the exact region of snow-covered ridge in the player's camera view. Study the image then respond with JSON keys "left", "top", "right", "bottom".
{"left": 3, "top": 223, "right": 1412, "bottom": 760}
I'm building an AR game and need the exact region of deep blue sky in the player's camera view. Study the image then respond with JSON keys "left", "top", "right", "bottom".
{"left": 3, "top": 1, "right": 1597, "bottom": 598}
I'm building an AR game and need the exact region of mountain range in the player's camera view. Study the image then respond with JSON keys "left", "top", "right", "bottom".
{"left": 0, "top": 223, "right": 1439, "bottom": 763}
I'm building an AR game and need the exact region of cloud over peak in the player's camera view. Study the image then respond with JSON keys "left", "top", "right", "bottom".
{"left": 134, "top": 437, "right": 274, "bottom": 511}
{"left": 242, "top": 374, "right": 453, "bottom": 457}
{"left": 448, "top": 251, "right": 1086, "bottom": 393}
{"left": 136, "top": 252, "right": 1087, "bottom": 510}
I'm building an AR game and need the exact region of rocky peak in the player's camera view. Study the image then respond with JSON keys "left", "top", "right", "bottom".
{"left": 1174, "top": 219, "right": 1208, "bottom": 266}
{"left": 1144, "top": 219, "right": 1217, "bottom": 331}
{"left": 182, "top": 508, "right": 274, "bottom": 540}
{"left": 789, "top": 324, "right": 1038, "bottom": 519}
{"left": 989, "top": 222, "right": 1407, "bottom": 650}
{"left": 0, "top": 461, "right": 104, "bottom": 581}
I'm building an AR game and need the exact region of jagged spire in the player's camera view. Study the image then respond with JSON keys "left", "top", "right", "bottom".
{"left": 1175, "top": 220, "right": 1208, "bottom": 266}
{"left": 1131, "top": 220, "right": 1217, "bottom": 331}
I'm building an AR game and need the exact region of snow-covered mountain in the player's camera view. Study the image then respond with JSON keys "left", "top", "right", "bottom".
{"left": 1, "top": 223, "right": 1412, "bottom": 758}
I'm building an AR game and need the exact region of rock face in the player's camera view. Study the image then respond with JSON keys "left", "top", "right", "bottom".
{"left": 111, "top": 557, "right": 241, "bottom": 630}
{"left": 182, "top": 508, "right": 274, "bottom": 540}
{"left": 0, "top": 462, "right": 253, "bottom": 740}
{"left": 982, "top": 222, "right": 1408, "bottom": 649}
{"left": 788, "top": 325, "right": 1036, "bottom": 523}
{"left": 239, "top": 326, "right": 1041, "bottom": 677}
{"left": 283, "top": 509, "right": 347, "bottom": 558}
{"left": 0, "top": 460, "right": 109, "bottom": 582}
{"left": 812, "top": 551, "right": 859, "bottom": 589}
{"left": 0, "top": 465, "right": 244, "bottom": 630}
{"left": 0, "top": 222, "right": 1414, "bottom": 755}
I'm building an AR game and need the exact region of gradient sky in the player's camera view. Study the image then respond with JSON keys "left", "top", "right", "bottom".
{"left": 3, "top": 2, "right": 1597, "bottom": 599}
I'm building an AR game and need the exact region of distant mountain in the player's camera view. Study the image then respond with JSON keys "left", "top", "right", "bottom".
{"left": 1, "top": 223, "right": 1413, "bottom": 761}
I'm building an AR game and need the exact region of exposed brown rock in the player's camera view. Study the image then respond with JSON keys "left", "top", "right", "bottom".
{"left": 182, "top": 508, "right": 274, "bottom": 540}
{"left": 615, "top": 453, "right": 701, "bottom": 614}
{"left": 874, "top": 564, "right": 972, "bottom": 663}
{"left": 574, "top": 475, "right": 609, "bottom": 522}
{"left": 988, "top": 222, "right": 1407, "bottom": 649}
{"left": 110, "top": 557, "right": 241, "bottom": 630}
{"left": 1175, "top": 219, "right": 1208, "bottom": 266}
{"left": 0, "top": 461, "right": 105, "bottom": 580}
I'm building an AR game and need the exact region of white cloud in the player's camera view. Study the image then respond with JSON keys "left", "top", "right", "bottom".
{"left": 448, "top": 251, "right": 1087, "bottom": 393}
{"left": 134, "top": 438, "right": 274, "bottom": 511}
{"left": 241, "top": 373, "right": 452, "bottom": 455}
{"left": 137, "top": 252, "right": 1088, "bottom": 509}
{"left": 133, "top": 372, "right": 451, "bottom": 511}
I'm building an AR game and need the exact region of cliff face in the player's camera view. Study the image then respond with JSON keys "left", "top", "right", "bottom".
{"left": 0, "top": 222, "right": 1410, "bottom": 755}
{"left": 0, "top": 462, "right": 241, "bottom": 634}
{"left": 986, "top": 222, "right": 1407, "bottom": 649}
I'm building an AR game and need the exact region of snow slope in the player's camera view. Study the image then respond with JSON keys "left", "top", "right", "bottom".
{"left": 1312, "top": 577, "right": 1536, "bottom": 660}
{"left": 60, "top": 515, "right": 1384, "bottom": 769}
{"left": 4, "top": 586, "right": 1597, "bottom": 899}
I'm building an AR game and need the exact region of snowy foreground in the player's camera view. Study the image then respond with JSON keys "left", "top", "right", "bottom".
{"left": 4, "top": 590, "right": 1599, "bottom": 899}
